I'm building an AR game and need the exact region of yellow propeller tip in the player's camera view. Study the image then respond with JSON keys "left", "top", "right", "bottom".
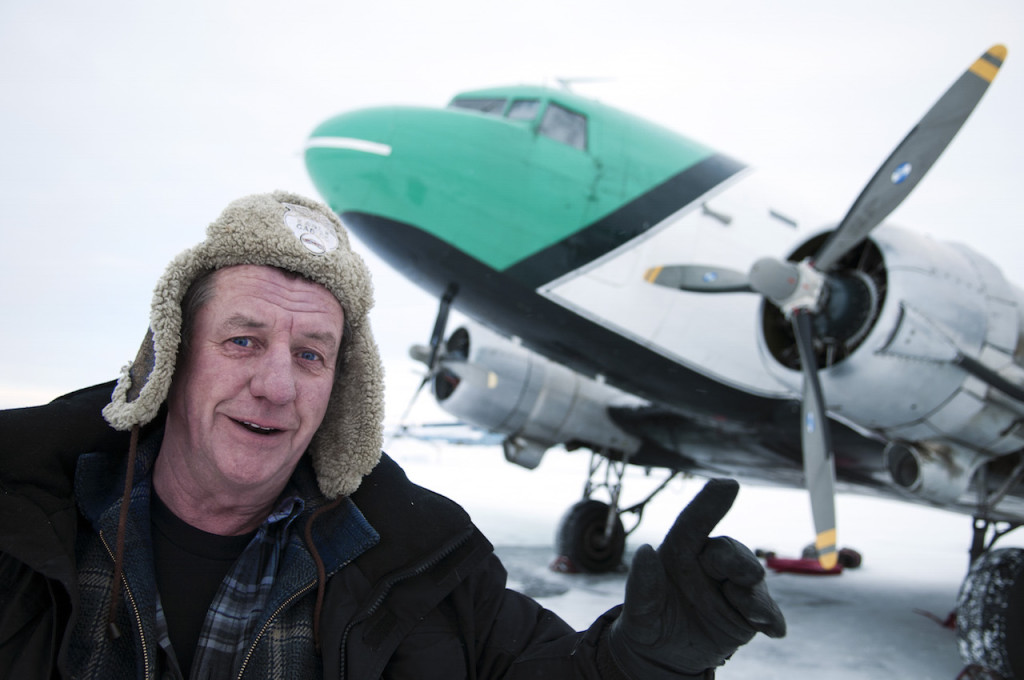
{"left": 815, "top": 528, "right": 838, "bottom": 569}
{"left": 643, "top": 266, "right": 663, "bottom": 283}
{"left": 988, "top": 44, "right": 1008, "bottom": 61}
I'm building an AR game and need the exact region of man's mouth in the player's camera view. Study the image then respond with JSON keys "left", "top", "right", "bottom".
{"left": 234, "top": 419, "right": 282, "bottom": 435}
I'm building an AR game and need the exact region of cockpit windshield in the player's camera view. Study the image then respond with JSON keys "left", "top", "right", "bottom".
{"left": 506, "top": 99, "right": 540, "bottom": 121}
{"left": 448, "top": 95, "right": 588, "bottom": 151}
{"left": 539, "top": 103, "right": 587, "bottom": 151}
{"left": 448, "top": 98, "right": 506, "bottom": 115}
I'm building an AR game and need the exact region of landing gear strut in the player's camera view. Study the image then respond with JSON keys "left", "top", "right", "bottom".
{"left": 968, "top": 516, "right": 1019, "bottom": 565}
{"left": 553, "top": 450, "right": 677, "bottom": 573}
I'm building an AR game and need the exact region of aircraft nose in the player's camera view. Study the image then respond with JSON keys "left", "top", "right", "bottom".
{"left": 304, "top": 102, "right": 561, "bottom": 272}
{"left": 305, "top": 104, "right": 489, "bottom": 221}
{"left": 306, "top": 107, "right": 396, "bottom": 158}
{"left": 304, "top": 107, "right": 399, "bottom": 211}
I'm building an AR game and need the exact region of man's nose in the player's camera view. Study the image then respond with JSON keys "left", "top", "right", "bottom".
{"left": 250, "top": 345, "right": 298, "bottom": 404}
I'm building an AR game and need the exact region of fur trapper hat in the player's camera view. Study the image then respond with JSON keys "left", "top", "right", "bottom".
{"left": 102, "top": 191, "right": 384, "bottom": 498}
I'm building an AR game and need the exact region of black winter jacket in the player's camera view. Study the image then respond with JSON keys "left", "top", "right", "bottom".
{"left": 0, "top": 383, "right": 629, "bottom": 679}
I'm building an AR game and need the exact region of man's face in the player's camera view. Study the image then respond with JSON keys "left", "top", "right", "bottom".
{"left": 162, "top": 265, "right": 344, "bottom": 497}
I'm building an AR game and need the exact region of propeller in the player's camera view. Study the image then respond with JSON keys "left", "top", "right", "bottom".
{"left": 646, "top": 45, "right": 1007, "bottom": 569}
{"left": 387, "top": 285, "right": 458, "bottom": 445}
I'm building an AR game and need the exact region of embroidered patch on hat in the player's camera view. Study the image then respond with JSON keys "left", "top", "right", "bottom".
{"left": 283, "top": 202, "right": 340, "bottom": 254}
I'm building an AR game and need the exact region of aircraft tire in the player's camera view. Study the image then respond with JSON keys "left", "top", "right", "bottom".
{"left": 556, "top": 499, "right": 626, "bottom": 573}
{"left": 956, "top": 547, "right": 1024, "bottom": 679}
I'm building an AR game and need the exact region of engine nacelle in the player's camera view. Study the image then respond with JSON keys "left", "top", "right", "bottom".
{"left": 884, "top": 441, "right": 988, "bottom": 504}
{"left": 431, "top": 324, "right": 643, "bottom": 469}
{"left": 761, "top": 226, "right": 1024, "bottom": 502}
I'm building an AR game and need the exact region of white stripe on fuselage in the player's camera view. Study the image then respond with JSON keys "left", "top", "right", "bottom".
{"left": 305, "top": 137, "right": 393, "bottom": 156}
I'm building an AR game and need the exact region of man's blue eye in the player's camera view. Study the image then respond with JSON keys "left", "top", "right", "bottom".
{"left": 299, "top": 351, "right": 320, "bottom": 362}
{"left": 231, "top": 338, "right": 252, "bottom": 347}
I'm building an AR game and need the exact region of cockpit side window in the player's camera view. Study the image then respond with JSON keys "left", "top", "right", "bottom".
{"left": 539, "top": 103, "right": 587, "bottom": 151}
{"left": 448, "top": 98, "right": 507, "bottom": 116}
{"left": 506, "top": 99, "right": 540, "bottom": 121}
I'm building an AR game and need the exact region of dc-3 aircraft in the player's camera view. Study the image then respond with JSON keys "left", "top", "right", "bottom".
{"left": 305, "top": 46, "right": 1022, "bottom": 675}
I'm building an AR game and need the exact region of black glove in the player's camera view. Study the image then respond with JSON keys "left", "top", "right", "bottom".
{"left": 607, "top": 478, "right": 786, "bottom": 679}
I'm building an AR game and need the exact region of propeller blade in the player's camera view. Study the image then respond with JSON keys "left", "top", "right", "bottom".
{"left": 400, "top": 374, "right": 431, "bottom": 421}
{"left": 387, "top": 285, "right": 458, "bottom": 448}
{"left": 426, "top": 284, "right": 458, "bottom": 371}
{"left": 814, "top": 44, "right": 1007, "bottom": 272}
{"left": 644, "top": 264, "right": 752, "bottom": 293}
{"left": 791, "top": 310, "right": 838, "bottom": 570}
{"left": 384, "top": 373, "right": 429, "bottom": 449}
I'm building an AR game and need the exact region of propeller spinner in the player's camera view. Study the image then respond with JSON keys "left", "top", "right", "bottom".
{"left": 646, "top": 45, "right": 1007, "bottom": 569}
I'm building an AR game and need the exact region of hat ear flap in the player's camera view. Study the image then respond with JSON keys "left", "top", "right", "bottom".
{"left": 311, "top": 319, "right": 384, "bottom": 499}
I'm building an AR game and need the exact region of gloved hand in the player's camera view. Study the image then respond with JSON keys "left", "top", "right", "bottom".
{"left": 607, "top": 478, "right": 786, "bottom": 679}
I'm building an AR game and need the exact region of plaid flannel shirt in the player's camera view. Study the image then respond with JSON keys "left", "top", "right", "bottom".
{"left": 153, "top": 492, "right": 305, "bottom": 678}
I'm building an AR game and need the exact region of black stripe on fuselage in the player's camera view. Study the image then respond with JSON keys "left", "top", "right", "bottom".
{"left": 341, "top": 214, "right": 785, "bottom": 424}
{"left": 504, "top": 153, "right": 746, "bottom": 289}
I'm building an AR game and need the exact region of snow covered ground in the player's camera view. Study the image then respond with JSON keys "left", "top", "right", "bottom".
{"left": 387, "top": 440, "right": 1024, "bottom": 679}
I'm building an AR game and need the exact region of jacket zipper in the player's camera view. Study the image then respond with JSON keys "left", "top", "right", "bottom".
{"left": 338, "top": 526, "right": 476, "bottom": 679}
{"left": 234, "top": 580, "right": 316, "bottom": 679}
{"left": 99, "top": 530, "right": 152, "bottom": 680}
{"left": 235, "top": 553, "right": 358, "bottom": 679}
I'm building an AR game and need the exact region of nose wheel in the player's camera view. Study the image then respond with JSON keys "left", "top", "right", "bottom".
{"left": 554, "top": 499, "right": 626, "bottom": 573}
{"left": 552, "top": 449, "right": 678, "bottom": 573}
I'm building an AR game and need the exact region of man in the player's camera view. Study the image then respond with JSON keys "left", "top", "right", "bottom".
{"left": 0, "top": 191, "right": 785, "bottom": 678}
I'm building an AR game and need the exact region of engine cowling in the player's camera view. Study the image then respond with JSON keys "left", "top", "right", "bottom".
{"left": 430, "top": 324, "right": 643, "bottom": 468}
{"left": 760, "top": 225, "right": 1024, "bottom": 503}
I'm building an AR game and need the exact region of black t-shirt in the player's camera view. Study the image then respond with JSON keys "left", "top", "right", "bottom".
{"left": 151, "top": 491, "right": 256, "bottom": 677}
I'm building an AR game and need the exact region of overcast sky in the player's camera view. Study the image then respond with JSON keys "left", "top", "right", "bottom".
{"left": 1, "top": 0, "right": 1022, "bottom": 413}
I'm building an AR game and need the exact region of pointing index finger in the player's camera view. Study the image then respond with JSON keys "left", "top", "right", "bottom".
{"left": 659, "top": 478, "right": 739, "bottom": 560}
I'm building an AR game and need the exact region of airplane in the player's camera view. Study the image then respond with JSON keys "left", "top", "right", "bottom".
{"left": 304, "top": 46, "right": 1022, "bottom": 675}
